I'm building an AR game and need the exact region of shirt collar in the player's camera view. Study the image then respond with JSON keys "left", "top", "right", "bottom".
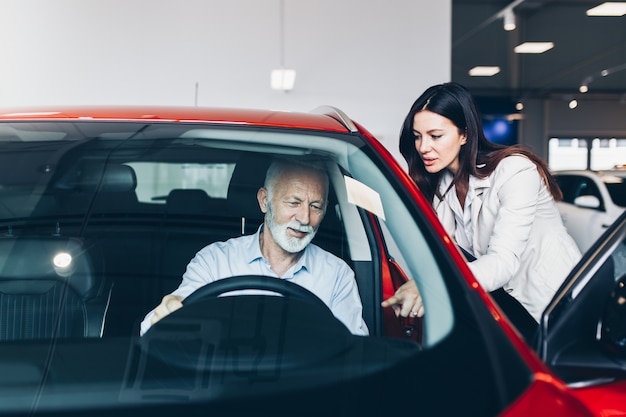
{"left": 298, "top": 245, "right": 312, "bottom": 274}
{"left": 469, "top": 174, "right": 491, "bottom": 194}
{"left": 469, "top": 164, "right": 492, "bottom": 196}
{"left": 246, "top": 224, "right": 265, "bottom": 265}
{"left": 248, "top": 224, "right": 310, "bottom": 277}
{"left": 439, "top": 168, "right": 492, "bottom": 195}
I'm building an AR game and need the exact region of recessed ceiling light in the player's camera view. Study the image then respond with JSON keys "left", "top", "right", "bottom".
{"left": 468, "top": 66, "right": 501, "bottom": 76}
{"left": 503, "top": 8, "right": 516, "bottom": 31}
{"left": 514, "top": 42, "right": 554, "bottom": 54}
{"left": 586, "top": 2, "right": 626, "bottom": 16}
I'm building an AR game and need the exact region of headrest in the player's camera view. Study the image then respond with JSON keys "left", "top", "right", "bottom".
{"left": 0, "top": 237, "right": 96, "bottom": 298}
{"left": 78, "top": 164, "right": 137, "bottom": 193}
{"left": 226, "top": 155, "right": 271, "bottom": 220}
{"left": 166, "top": 189, "right": 213, "bottom": 215}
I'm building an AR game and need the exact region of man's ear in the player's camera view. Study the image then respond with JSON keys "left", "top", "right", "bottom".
{"left": 257, "top": 187, "right": 268, "bottom": 213}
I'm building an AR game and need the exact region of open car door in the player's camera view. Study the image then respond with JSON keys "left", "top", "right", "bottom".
{"left": 537, "top": 210, "right": 626, "bottom": 415}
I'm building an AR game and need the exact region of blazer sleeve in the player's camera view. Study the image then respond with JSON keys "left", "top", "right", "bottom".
{"left": 468, "top": 156, "right": 541, "bottom": 291}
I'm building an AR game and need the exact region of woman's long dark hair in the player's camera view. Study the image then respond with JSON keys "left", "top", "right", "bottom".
{"left": 399, "top": 82, "right": 561, "bottom": 203}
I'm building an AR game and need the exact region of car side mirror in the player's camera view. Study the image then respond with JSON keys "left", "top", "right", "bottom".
{"left": 600, "top": 274, "right": 626, "bottom": 355}
{"left": 574, "top": 195, "right": 601, "bottom": 209}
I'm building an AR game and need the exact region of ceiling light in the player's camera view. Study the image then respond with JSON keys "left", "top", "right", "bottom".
{"left": 468, "top": 66, "right": 501, "bottom": 76}
{"left": 271, "top": 0, "right": 296, "bottom": 92}
{"left": 514, "top": 42, "right": 554, "bottom": 54}
{"left": 515, "top": 102, "right": 524, "bottom": 111}
{"left": 586, "top": 2, "right": 626, "bottom": 16}
{"left": 579, "top": 85, "right": 589, "bottom": 93}
{"left": 503, "top": 8, "right": 516, "bottom": 31}
{"left": 270, "top": 68, "right": 296, "bottom": 91}
{"left": 568, "top": 99, "right": 578, "bottom": 109}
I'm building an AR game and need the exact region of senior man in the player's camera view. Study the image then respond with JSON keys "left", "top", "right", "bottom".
{"left": 140, "top": 157, "right": 368, "bottom": 336}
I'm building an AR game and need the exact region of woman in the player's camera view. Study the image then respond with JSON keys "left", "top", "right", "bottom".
{"left": 383, "top": 82, "right": 581, "bottom": 338}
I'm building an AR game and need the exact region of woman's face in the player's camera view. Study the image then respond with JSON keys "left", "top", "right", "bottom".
{"left": 412, "top": 110, "right": 466, "bottom": 174}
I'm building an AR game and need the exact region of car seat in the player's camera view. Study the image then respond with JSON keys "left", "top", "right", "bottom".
{"left": 226, "top": 154, "right": 270, "bottom": 235}
{"left": 51, "top": 162, "right": 140, "bottom": 217}
{"left": 0, "top": 237, "right": 110, "bottom": 340}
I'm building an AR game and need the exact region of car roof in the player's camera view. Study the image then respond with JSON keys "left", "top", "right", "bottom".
{"left": 0, "top": 105, "right": 354, "bottom": 133}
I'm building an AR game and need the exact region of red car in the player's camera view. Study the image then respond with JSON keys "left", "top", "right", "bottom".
{"left": 0, "top": 105, "right": 623, "bottom": 417}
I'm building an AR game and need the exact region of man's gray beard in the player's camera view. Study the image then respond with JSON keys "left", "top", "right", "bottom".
{"left": 266, "top": 202, "right": 317, "bottom": 253}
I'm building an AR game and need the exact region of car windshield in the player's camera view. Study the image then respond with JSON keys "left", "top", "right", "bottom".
{"left": 0, "top": 120, "right": 531, "bottom": 416}
{"left": 602, "top": 174, "right": 626, "bottom": 207}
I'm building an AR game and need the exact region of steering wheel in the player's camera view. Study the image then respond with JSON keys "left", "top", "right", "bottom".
{"left": 139, "top": 274, "right": 352, "bottom": 374}
{"left": 183, "top": 275, "right": 330, "bottom": 310}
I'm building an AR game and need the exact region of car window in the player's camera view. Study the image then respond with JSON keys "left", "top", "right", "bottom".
{"left": 573, "top": 177, "right": 601, "bottom": 201}
{"left": 555, "top": 174, "right": 603, "bottom": 208}
{"left": 128, "top": 162, "right": 236, "bottom": 203}
{"left": 604, "top": 176, "right": 626, "bottom": 208}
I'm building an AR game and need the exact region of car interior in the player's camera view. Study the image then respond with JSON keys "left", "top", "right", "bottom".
{"left": 0, "top": 138, "right": 380, "bottom": 340}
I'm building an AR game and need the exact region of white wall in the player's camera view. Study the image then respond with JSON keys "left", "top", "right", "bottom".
{"left": 0, "top": 0, "right": 450, "bottom": 163}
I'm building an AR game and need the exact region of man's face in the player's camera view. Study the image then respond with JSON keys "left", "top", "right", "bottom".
{"left": 260, "top": 168, "right": 327, "bottom": 253}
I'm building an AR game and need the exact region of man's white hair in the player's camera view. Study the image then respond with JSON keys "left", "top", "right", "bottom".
{"left": 264, "top": 157, "right": 329, "bottom": 201}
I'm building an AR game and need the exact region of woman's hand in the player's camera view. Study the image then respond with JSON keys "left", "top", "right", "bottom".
{"left": 381, "top": 280, "right": 424, "bottom": 318}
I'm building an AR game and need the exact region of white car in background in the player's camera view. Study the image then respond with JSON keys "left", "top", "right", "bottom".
{"left": 553, "top": 169, "right": 626, "bottom": 253}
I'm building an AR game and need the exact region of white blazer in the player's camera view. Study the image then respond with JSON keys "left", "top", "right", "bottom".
{"left": 434, "top": 155, "right": 581, "bottom": 321}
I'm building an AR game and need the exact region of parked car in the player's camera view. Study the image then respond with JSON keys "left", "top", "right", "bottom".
{"left": 0, "top": 106, "right": 624, "bottom": 417}
{"left": 554, "top": 170, "right": 626, "bottom": 252}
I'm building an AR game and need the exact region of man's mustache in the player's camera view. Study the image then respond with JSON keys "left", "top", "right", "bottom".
{"left": 286, "top": 221, "right": 314, "bottom": 234}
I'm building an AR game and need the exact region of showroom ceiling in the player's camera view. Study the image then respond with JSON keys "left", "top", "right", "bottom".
{"left": 452, "top": 0, "right": 626, "bottom": 102}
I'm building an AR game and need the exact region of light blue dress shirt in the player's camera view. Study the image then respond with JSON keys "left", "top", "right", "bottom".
{"left": 140, "top": 226, "right": 369, "bottom": 336}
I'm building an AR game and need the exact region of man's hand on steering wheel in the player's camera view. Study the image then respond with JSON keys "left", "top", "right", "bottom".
{"left": 151, "top": 294, "right": 184, "bottom": 326}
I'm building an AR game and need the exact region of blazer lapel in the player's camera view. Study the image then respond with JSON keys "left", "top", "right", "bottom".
{"left": 469, "top": 176, "right": 491, "bottom": 255}
{"left": 434, "top": 172, "right": 457, "bottom": 236}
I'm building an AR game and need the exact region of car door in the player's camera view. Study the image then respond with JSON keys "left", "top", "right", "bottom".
{"left": 555, "top": 173, "right": 613, "bottom": 253}
{"left": 537, "top": 210, "right": 626, "bottom": 415}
